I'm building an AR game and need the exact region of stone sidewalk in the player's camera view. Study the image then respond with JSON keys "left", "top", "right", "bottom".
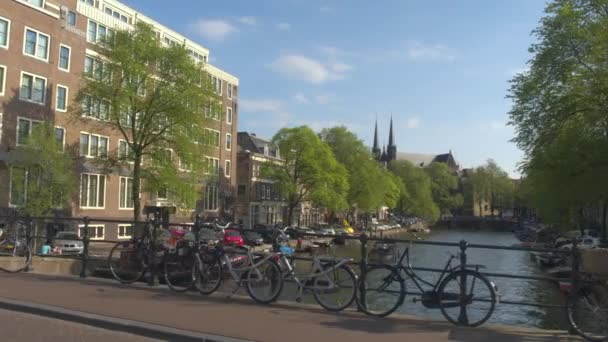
{"left": 0, "top": 273, "right": 580, "bottom": 342}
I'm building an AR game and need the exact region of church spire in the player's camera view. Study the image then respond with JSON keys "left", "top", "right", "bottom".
{"left": 387, "top": 116, "right": 397, "bottom": 163}
{"left": 372, "top": 117, "right": 381, "bottom": 160}
{"left": 388, "top": 116, "right": 395, "bottom": 148}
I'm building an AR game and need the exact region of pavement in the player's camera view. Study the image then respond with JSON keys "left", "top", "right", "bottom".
{"left": 0, "top": 272, "right": 582, "bottom": 342}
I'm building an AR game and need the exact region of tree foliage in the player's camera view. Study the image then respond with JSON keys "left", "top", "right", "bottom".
{"left": 465, "top": 160, "right": 514, "bottom": 217}
{"left": 389, "top": 160, "right": 440, "bottom": 221}
{"left": 424, "top": 162, "right": 463, "bottom": 215}
{"left": 73, "top": 22, "right": 215, "bottom": 220}
{"left": 262, "top": 126, "right": 349, "bottom": 224}
{"left": 7, "top": 124, "right": 77, "bottom": 216}
{"left": 508, "top": 0, "right": 608, "bottom": 236}
{"left": 319, "top": 126, "right": 401, "bottom": 212}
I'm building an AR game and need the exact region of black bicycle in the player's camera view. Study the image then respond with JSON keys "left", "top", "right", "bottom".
{"left": 358, "top": 241, "right": 498, "bottom": 327}
{"left": 566, "top": 273, "right": 608, "bottom": 341}
{"left": 0, "top": 221, "right": 32, "bottom": 273}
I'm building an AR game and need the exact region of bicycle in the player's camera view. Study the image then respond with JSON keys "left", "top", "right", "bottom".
{"left": 358, "top": 240, "right": 498, "bottom": 327}
{"left": 273, "top": 231, "right": 358, "bottom": 312}
{"left": 194, "top": 241, "right": 284, "bottom": 304}
{"left": 0, "top": 221, "right": 32, "bottom": 273}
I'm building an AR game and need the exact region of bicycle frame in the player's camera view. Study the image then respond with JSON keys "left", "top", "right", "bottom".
{"left": 395, "top": 246, "right": 456, "bottom": 294}
{"left": 220, "top": 247, "right": 276, "bottom": 283}
{"left": 280, "top": 253, "right": 352, "bottom": 298}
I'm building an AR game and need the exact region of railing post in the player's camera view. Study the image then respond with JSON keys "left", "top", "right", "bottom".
{"left": 80, "top": 217, "right": 90, "bottom": 278}
{"left": 568, "top": 239, "right": 580, "bottom": 335}
{"left": 458, "top": 239, "right": 469, "bottom": 325}
{"left": 148, "top": 216, "right": 159, "bottom": 286}
{"left": 358, "top": 232, "right": 368, "bottom": 312}
{"left": 24, "top": 216, "right": 33, "bottom": 272}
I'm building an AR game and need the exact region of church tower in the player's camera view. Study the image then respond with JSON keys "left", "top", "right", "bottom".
{"left": 372, "top": 119, "right": 381, "bottom": 161}
{"left": 387, "top": 116, "right": 397, "bottom": 163}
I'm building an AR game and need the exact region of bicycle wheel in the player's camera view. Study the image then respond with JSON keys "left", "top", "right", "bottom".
{"left": 108, "top": 241, "right": 145, "bottom": 284}
{"left": 0, "top": 239, "right": 32, "bottom": 273}
{"left": 313, "top": 264, "right": 358, "bottom": 312}
{"left": 358, "top": 265, "right": 405, "bottom": 317}
{"left": 567, "top": 283, "right": 608, "bottom": 341}
{"left": 245, "top": 258, "right": 284, "bottom": 304}
{"left": 194, "top": 255, "right": 223, "bottom": 295}
{"left": 438, "top": 270, "right": 496, "bottom": 327}
{"left": 163, "top": 245, "right": 196, "bottom": 292}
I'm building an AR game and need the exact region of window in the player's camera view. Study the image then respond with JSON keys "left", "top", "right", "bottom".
{"left": 205, "top": 129, "right": 220, "bottom": 147}
{"left": 119, "top": 177, "right": 134, "bottom": 209}
{"left": 80, "top": 0, "right": 95, "bottom": 6}
{"left": 211, "top": 77, "right": 222, "bottom": 95}
{"left": 179, "top": 156, "right": 192, "bottom": 172}
{"left": 59, "top": 45, "right": 71, "bottom": 71}
{"left": 226, "top": 107, "right": 233, "bottom": 125}
{"left": 0, "top": 65, "right": 5, "bottom": 96}
{"left": 118, "top": 140, "right": 134, "bottom": 161}
{"left": 54, "top": 127, "right": 65, "bottom": 149}
{"left": 20, "top": 72, "right": 46, "bottom": 104}
{"left": 80, "top": 173, "right": 106, "bottom": 208}
{"left": 78, "top": 224, "right": 104, "bottom": 240}
{"left": 0, "top": 17, "right": 9, "bottom": 49}
{"left": 204, "top": 103, "right": 220, "bottom": 121}
{"left": 87, "top": 20, "right": 114, "bottom": 44}
{"left": 117, "top": 224, "right": 133, "bottom": 239}
{"left": 16, "top": 118, "right": 41, "bottom": 145}
{"left": 225, "top": 160, "right": 231, "bottom": 178}
{"left": 227, "top": 83, "right": 232, "bottom": 99}
{"left": 9, "top": 167, "right": 28, "bottom": 206}
{"left": 84, "top": 55, "right": 108, "bottom": 81}
{"left": 157, "top": 188, "right": 168, "bottom": 200}
{"left": 226, "top": 133, "right": 232, "bottom": 151}
{"left": 25, "top": 0, "right": 44, "bottom": 7}
{"left": 80, "top": 132, "right": 108, "bottom": 157}
{"left": 56, "top": 85, "right": 68, "bottom": 112}
{"left": 205, "top": 157, "right": 219, "bottom": 175}
{"left": 67, "top": 11, "right": 77, "bottom": 27}
{"left": 23, "top": 27, "right": 49, "bottom": 61}
{"left": 103, "top": 6, "right": 130, "bottom": 23}
{"left": 204, "top": 185, "right": 218, "bottom": 211}
{"left": 81, "top": 95, "right": 110, "bottom": 120}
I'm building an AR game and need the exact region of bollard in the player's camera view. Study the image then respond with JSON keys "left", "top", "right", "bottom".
{"left": 458, "top": 239, "right": 469, "bottom": 325}
{"left": 148, "top": 217, "right": 159, "bottom": 286}
{"left": 358, "top": 232, "right": 369, "bottom": 312}
{"left": 24, "top": 216, "right": 33, "bottom": 272}
{"left": 80, "top": 217, "right": 90, "bottom": 278}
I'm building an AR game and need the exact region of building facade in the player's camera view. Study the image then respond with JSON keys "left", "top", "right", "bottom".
{"left": 0, "top": 0, "right": 239, "bottom": 239}
{"left": 235, "top": 132, "right": 286, "bottom": 229}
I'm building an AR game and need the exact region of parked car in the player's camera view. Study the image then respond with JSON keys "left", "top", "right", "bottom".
{"left": 223, "top": 229, "right": 245, "bottom": 246}
{"left": 51, "top": 231, "right": 84, "bottom": 255}
{"left": 197, "top": 228, "right": 221, "bottom": 245}
{"left": 243, "top": 231, "right": 264, "bottom": 246}
{"left": 252, "top": 224, "right": 277, "bottom": 243}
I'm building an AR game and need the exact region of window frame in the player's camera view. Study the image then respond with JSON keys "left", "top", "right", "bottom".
{"left": 226, "top": 133, "right": 232, "bottom": 151}
{"left": 205, "top": 128, "right": 220, "bottom": 147}
{"left": 79, "top": 131, "right": 109, "bottom": 158}
{"left": 78, "top": 224, "right": 105, "bottom": 240}
{"left": 118, "top": 139, "right": 134, "bottom": 163}
{"left": 22, "top": 26, "right": 50, "bottom": 62}
{"left": 54, "top": 126, "right": 65, "bottom": 150}
{"left": 227, "top": 83, "right": 232, "bottom": 99}
{"left": 225, "top": 160, "right": 231, "bottom": 178}
{"left": 226, "top": 107, "right": 233, "bottom": 125}
{"left": 66, "top": 10, "right": 77, "bottom": 27}
{"left": 55, "top": 84, "right": 68, "bottom": 112}
{"left": 16, "top": 117, "right": 42, "bottom": 146}
{"left": 87, "top": 19, "right": 114, "bottom": 44}
{"left": 58, "top": 44, "right": 71, "bottom": 72}
{"left": 204, "top": 185, "right": 219, "bottom": 211}
{"left": 0, "top": 64, "right": 6, "bottom": 97}
{"left": 117, "top": 224, "right": 133, "bottom": 239}
{"left": 19, "top": 71, "right": 47, "bottom": 104}
{"left": 79, "top": 173, "right": 106, "bottom": 209}
{"left": 119, "top": 176, "right": 134, "bottom": 210}
{"left": 0, "top": 16, "right": 10, "bottom": 50}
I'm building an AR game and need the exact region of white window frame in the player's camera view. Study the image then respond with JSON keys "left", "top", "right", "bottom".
{"left": 226, "top": 133, "right": 232, "bottom": 151}
{"left": 117, "top": 224, "right": 133, "bottom": 239}
{"left": 25, "top": 0, "right": 46, "bottom": 8}
{"left": 66, "top": 10, "right": 77, "bottom": 27}
{"left": 55, "top": 84, "right": 68, "bottom": 112}
{"left": 87, "top": 19, "right": 114, "bottom": 44}
{"left": 119, "top": 176, "right": 134, "bottom": 209}
{"left": 225, "top": 160, "right": 231, "bottom": 178}
{"left": 19, "top": 71, "right": 47, "bottom": 105}
{"left": 205, "top": 157, "right": 219, "bottom": 175}
{"left": 8, "top": 166, "right": 29, "bottom": 207}
{"left": 204, "top": 185, "right": 218, "bottom": 211}
{"left": 226, "top": 107, "right": 233, "bottom": 125}
{"left": 16, "top": 117, "right": 42, "bottom": 146}
{"left": 0, "top": 64, "right": 6, "bottom": 97}
{"left": 54, "top": 126, "right": 65, "bottom": 150}
{"left": 78, "top": 224, "right": 105, "bottom": 240}
{"left": 22, "top": 26, "right": 50, "bottom": 62}
{"left": 79, "top": 173, "right": 106, "bottom": 209}
{"left": 80, "top": 132, "right": 109, "bottom": 158}
{"left": 118, "top": 139, "right": 134, "bottom": 163}
{"left": 58, "top": 44, "right": 71, "bottom": 72}
{"left": 0, "top": 16, "right": 10, "bottom": 50}
{"left": 206, "top": 128, "right": 220, "bottom": 147}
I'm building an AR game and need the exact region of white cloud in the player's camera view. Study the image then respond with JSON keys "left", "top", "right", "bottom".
{"left": 240, "top": 99, "right": 293, "bottom": 128}
{"left": 329, "top": 62, "right": 353, "bottom": 73}
{"left": 270, "top": 54, "right": 351, "bottom": 84}
{"left": 405, "top": 118, "right": 420, "bottom": 129}
{"left": 276, "top": 23, "right": 291, "bottom": 31}
{"left": 293, "top": 93, "right": 309, "bottom": 104}
{"left": 407, "top": 41, "right": 455, "bottom": 61}
{"left": 237, "top": 16, "right": 257, "bottom": 26}
{"left": 240, "top": 99, "right": 283, "bottom": 112}
{"left": 190, "top": 19, "right": 237, "bottom": 41}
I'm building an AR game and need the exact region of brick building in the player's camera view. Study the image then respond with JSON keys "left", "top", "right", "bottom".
{"left": 0, "top": 0, "right": 239, "bottom": 239}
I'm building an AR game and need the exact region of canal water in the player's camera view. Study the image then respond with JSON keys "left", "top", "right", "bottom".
{"left": 289, "top": 228, "right": 567, "bottom": 329}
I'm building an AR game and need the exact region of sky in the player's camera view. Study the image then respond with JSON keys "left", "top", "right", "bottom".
{"left": 121, "top": 0, "right": 548, "bottom": 177}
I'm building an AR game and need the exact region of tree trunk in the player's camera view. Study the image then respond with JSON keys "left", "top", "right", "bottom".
{"left": 287, "top": 203, "right": 295, "bottom": 226}
{"left": 132, "top": 154, "right": 142, "bottom": 222}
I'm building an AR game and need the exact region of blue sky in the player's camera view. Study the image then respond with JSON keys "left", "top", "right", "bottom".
{"left": 122, "top": 0, "right": 547, "bottom": 177}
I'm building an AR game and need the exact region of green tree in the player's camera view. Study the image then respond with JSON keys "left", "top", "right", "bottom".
{"left": 72, "top": 22, "right": 215, "bottom": 220}
{"left": 466, "top": 160, "right": 514, "bottom": 217}
{"left": 508, "top": 0, "right": 608, "bottom": 238}
{"left": 319, "top": 126, "right": 401, "bottom": 213}
{"left": 7, "top": 124, "right": 77, "bottom": 217}
{"left": 389, "top": 160, "right": 439, "bottom": 221}
{"left": 262, "top": 126, "right": 349, "bottom": 224}
{"left": 424, "top": 162, "right": 463, "bottom": 215}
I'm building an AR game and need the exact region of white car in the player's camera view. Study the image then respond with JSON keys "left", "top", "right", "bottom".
{"left": 559, "top": 236, "right": 601, "bottom": 251}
